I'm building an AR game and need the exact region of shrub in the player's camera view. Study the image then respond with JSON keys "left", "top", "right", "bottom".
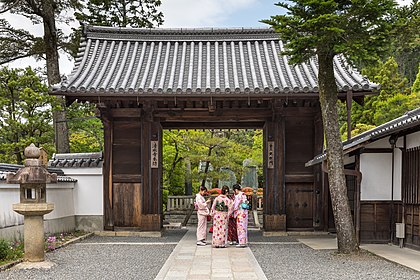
{"left": 0, "top": 239, "right": 10, "bottom": 260}
{"left": 208, "top": 188, "right": 221, "bottom": 196}
{"left": 242, "top": 187, "right": 254, "bottom": 194}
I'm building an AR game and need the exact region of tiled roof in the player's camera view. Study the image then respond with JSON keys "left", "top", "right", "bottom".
{"left": 0, "top": 164, "right": 76, "bottom": 183}
{"left": 48, "top": 152, "right": 103, "bottom": 168}
{"left": 52, "top": 26, "right": 378, "bottom": 96}
{"left": 306, "top": 107, "right": 420, "bottom": 166}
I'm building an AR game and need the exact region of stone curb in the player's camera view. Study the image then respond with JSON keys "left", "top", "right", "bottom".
{"left": 0, "top": 232, "right": 94, "bottom": 272}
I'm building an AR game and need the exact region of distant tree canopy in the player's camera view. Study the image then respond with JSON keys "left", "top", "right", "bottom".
{"left": 75, "top": 0, "right": 164, "bottom": 28}
{"left": 162, "top": 129, "right": 263, "bottom": 197}
{"left": 0, "top": 67, "right": 57, "bottom": 164}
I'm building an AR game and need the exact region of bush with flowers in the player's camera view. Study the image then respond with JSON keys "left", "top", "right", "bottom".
{"left": 0, "top": 231, "right": 88, "bottom": 267}
{"left": 242, "top": 187, "right": 254, "bottom": 195}
{"left": 208, "top": 188, "right": 221, "bottom": 196}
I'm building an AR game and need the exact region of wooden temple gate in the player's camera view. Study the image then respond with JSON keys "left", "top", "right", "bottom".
{"left": 53, "top": 26, "right": 376, "bottom": 232}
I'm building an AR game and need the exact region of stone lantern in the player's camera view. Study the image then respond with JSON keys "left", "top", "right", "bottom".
{"left": 7, "top": 144, "right": 57, "bottom": 262}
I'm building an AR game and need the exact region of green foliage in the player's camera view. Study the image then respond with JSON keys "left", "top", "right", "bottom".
{"left": 390, "top": 0, "right": 420, "bottom": 85}
{"left": 0, "top": 67, "right": 57, "bottom": 164}
{"left": 0, "top": 239, "right": 9, "bottom": 260}
{"left": 262, "top": 0, "right": 396, "bottom": 65}
{"left": 66, "top": 102, "right": 103, "bottom": 153}
{"left": 413, "top": 64, "right": 420, "bottom": 94}
{"left": 341, "top": 123, "right": 376, "bottom": 141}
{"left": 0, "top": 0, "right": 83, "bottom": 65}
{"left": 162, "top": 129, "right": 263, "bottom": 197}
{"left": 75, "top": 0, "right": 164, "bottom": 28}
{"left": 343, "top": 57, "right": 419, "bottom": 136}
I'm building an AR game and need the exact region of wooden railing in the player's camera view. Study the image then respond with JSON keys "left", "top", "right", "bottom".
{"left": 167, "top": 195, "right": 195, "bottom": 211}
{"left": 167, "top": 194, "right": 264, "bottom": 211}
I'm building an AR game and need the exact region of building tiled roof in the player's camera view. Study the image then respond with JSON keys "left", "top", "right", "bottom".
{"left": 52, "top": 26, "right": 378, "bottom": 97}
{"left": 306, "top": 107, "right": 420, "bottom": 166}
{"left": 48, "top": 152, "right": 103, "bottom": 168}
{"left": 0, "top": 164, "right": 77, "bottom": 183}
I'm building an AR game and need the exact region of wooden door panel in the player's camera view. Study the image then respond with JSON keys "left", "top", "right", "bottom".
{"left": 113, "top": 183, "right": 141, "bottom": 227}
{"left": 286, "top": 183, "right": 314, "bottom": 229}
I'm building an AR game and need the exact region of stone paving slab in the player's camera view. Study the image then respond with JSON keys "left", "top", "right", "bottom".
{"left": 361, "top": 244, "right": 420, "bottom": 273}
{"left": 155, "top": 227, "right": 267, "bottom": 280}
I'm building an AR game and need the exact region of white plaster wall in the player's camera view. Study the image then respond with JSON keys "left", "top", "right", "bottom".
{"left": 360, "top": 153, "right": 393, "bottom": 200}
{"left": 406, "top": 131, "right": 420, "bottom": 149}
{"left": 45, "top": 183, "right": 75, "bottom": 220}
{"left": 393, "top": 148, "right": 402, "bottom": 200}
{"left": 0, "top": 184, "right": 23, "bottom": 229}
{"left": 0, "top": 182, "right": 76, "bottom": 229}
{"left": 59, "top": 167, "right": 103, "bottom": 216}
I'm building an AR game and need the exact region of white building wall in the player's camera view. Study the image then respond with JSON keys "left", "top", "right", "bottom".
{"left": 61, "top": 167, "right": 103, "bottom": 216}
{"left": 0, "top": 166, "right": 104, "bottom": 240}
{"left": 360, "top": 136, "right": 403, "bottom": 201}
{"left": 393, "top": 148, "right": 402, "bottom": 200}
{"left": 360, "top": 153, "right": 393, "bottom": 200}
{"left": 0, "top": 184, "right": 23, "bottom": 229}
{"left": 406, "top": 131, "right": 420, "bottom": 149}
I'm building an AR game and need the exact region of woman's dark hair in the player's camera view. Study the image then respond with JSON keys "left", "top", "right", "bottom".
{"left": 233, "top": 184, "right": 241, "bottom": 191}
{"left": 200, "top": 186, "right": 207, "bottom": 192}
{"left": 221, "top": 185, "right": 229, "bottom": 195}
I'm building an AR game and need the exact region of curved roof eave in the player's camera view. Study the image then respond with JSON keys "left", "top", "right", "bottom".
{"left": 53, "top": 25, "right": 379, "bottom": 98}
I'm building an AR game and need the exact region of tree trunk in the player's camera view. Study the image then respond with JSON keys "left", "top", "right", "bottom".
{"left": 184, "top": 157, "right": 192, "bottom": 195}
{"left": 41, "top": 0, "right": 70, "bottom": 153}
{"left": 317, "top": 51, "right": 359, "bottom": 254}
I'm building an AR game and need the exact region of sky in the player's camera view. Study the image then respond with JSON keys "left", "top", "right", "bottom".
{"left": 3, "top": 0, "right": 282, "bottom": 75}
{"left": 2, "top": 0, "right": 413, "bottom": 76}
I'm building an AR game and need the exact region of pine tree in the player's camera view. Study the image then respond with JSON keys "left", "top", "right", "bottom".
{"left": 263, "top": 0, "right": 396, "bottom": 253}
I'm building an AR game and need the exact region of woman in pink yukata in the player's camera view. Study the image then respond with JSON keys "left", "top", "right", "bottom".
{"left": 233, "top": 184, "right": 248, "bottom": 247}
{"left": 210, "top": 185, "right": 232, "bottom": 248}
{"left": 195, "top": 186, "right": 210, "bottom": 246}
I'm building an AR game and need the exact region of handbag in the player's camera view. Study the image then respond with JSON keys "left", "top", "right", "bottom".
{"left": 240, "top": 201, "right": 249, "bottom": 210}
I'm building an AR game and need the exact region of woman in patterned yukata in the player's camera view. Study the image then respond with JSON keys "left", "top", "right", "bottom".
{"left": 233, "top": 184, "right": 249, "bottom": 247}
{"left": 227, "top": 188, "right": 238, "bottom": 245}
{"left": 195, "top": 186, "right": 210, "bottom": 246}
{"left": 210, "top": 185, "right": 232, "bottom": 248}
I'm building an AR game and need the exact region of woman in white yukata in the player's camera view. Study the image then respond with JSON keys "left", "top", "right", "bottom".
{"left": 195, "top": 186, "right": 210, "bottom": 246}
{"left": 233, "top": 184, "right": 249, "bottom": 247}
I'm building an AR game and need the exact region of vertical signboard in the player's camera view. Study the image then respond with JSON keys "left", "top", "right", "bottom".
{"left": 268, "top": 141, "right": 274, "bottom": 169}
{"left": 151, "top": 141, "right": 158, "bottom": 168}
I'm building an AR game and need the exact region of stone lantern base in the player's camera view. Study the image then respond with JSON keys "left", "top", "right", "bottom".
{"left": 13, "top": 203, "right": 54, "bottom": 262}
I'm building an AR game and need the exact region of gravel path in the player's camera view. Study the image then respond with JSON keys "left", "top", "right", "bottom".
{"left": 0, "top": 229, "right": 186, "bottom": 280}
{"left": 250, "top": 239, "right": 420, "bottom": 280}
{"left": 2, "top": 229, "right": 420, "bottom": 280}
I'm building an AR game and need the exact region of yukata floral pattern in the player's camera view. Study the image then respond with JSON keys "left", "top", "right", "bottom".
{"left": 210, "top": 195, "right": 232, "bottom": 247}
{"left": 233, "top": 191, "right": 249, "bottom": 245}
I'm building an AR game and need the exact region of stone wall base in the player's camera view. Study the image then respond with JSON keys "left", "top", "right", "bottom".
{"left": 0, "top": 215, "right": 103, "bottom": 241}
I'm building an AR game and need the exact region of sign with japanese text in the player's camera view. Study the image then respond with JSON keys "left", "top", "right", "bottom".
{"left": 268, "top": 141, "right": 274, "bottom": 169}
{"left": 151, "top": 141, "right": 159, "bottom": 168}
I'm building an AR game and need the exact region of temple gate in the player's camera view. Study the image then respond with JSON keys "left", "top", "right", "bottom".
{"left": 52, "top": 26, "right": 378, "bottom": 231}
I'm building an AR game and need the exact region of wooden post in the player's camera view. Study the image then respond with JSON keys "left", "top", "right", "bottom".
{"left": 99, "top": 103, "right": 114, "bottom": 230}
{"left": 346, "top": 90, "right": 353, "bottom": 141}
{"left": 263, "top": 101, "right": 286, "bottom": 231}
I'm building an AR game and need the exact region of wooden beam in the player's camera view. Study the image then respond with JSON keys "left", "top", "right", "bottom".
{"left": 162, "top": 122, "right": 265, "bottom": 129}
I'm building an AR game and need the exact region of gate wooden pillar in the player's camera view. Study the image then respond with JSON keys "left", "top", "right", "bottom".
{"left": 99, "top": 103, "right": 162, "bottom": 232}
{"left": 98, "top": 103, "right": 114, "bottom": 230}
{"left": 263, "top": 103, "right": 286, "bottom": 231}
{"left": 139, "top": 104, "right": 162, "bottom": 230}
